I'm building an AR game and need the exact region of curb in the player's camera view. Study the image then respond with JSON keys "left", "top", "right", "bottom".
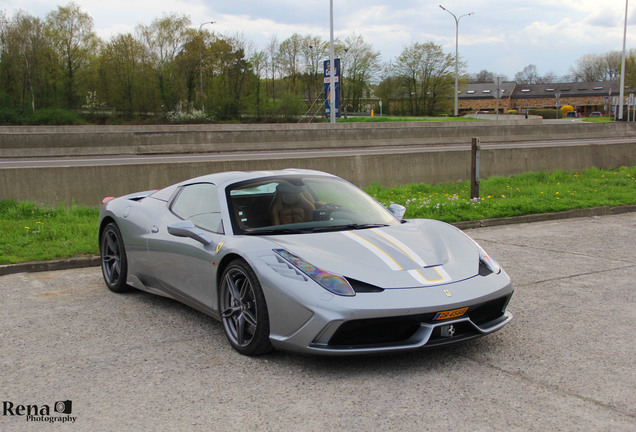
{"left": 1, "top": 205, "right": 635, "bottom": 277}
{"left": 451, "top": 204, "right": 636, "bottom": 230}
{"left": 0, "top": 256, "right": 101, "bottom": 277}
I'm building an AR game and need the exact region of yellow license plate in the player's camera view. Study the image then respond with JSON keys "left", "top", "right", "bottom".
{"left": 433, "top": 307, "right": 468, "bottom": 321}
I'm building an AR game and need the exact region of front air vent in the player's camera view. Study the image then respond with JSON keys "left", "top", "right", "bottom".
{"left": 344, "top": 277, "right": 384, "bottom": 293}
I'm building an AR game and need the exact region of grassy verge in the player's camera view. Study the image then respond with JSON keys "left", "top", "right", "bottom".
{"left": 339, "top": 116, "right": 479, "bottom": 122}
{"left": 1, "top": 167, "right": 634, "bottom": 265}
{"left": 0, "top": 201, "right": 99, "bottom": 265}
{"left": 369, "top": 167, "right": 636, "bottom": 223}
{"left": 581, "top": 117, "right": 613, "bottom": 123}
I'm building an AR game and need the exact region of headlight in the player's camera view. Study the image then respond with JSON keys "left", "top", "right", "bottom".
{"left": 478, "top": 244, "right": 501, "bottom": 275}
{"left": 273, "top": 249, "right": 355, "bottom": 296}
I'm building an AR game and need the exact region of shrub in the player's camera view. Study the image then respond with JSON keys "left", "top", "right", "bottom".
{"left": 166, "top": 101, "right": 213, "bottom": 124}
{"left": 26, "top": 109, "right": 85, "bottom": 125}
{"left": 0, "top": 107, "right": 22, "bottom": 125}
{"left": 528, "top": 108, "right": 562, "bottom": 119}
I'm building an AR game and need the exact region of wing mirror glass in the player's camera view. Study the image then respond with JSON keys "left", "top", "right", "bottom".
{"left": 389, "top": 203, "right": 406, "bottom": 220}
{"left": 167, "top": 220, "right": 213, "bottom": 245}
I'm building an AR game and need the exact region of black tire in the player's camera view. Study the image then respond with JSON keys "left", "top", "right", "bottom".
{"left": 100, "top": 222, "right": 130, "bottom": 293}
{"left": 220, "top": 259, "right": 272, "bottom": 356}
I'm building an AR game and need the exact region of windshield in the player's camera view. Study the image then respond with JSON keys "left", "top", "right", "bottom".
{"left": 226, "top": 175, "right": 399, "bottom": 235}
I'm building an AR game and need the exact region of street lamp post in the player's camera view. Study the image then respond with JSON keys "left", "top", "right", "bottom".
{"left": 618, "top": 0, "right": 629, "bottom": 120}
{"left": 199, "top": 21, "right": 215, "bottom": 111}
{"left": 329, "top": 0, "right": 336, "bottom": 124}
{"left": 439, "top": 5, "right": 473, "bottom": 117}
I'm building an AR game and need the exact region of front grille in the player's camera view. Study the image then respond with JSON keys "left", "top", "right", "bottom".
{"left": 329, "top": 317, "right": 421, "bottom": 347}
{"left": 468, "top": 296, "right": 509, "bottom": 326}
{"left": 326, "top": 294, "right": 511, "bottom": 348}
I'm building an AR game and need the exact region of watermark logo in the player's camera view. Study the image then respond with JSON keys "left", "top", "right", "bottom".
{"left": 3, "top": 400, "right": 77, "bottom": 423}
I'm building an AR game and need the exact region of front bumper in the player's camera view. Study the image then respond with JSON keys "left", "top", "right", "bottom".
{"left": 258, "top": 263, "right": 514, "bottom": 356}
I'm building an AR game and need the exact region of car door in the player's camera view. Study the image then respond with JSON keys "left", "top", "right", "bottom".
{"left": 146, "top": 183, "right": 225, "bottom": 313}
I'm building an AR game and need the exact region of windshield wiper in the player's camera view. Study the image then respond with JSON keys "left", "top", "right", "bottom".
{"left": 244, "top": 223, "right": 390, "bottom": 235}
{"left": 308, "top": 223, "right": 390, "bottom": 233}
{"left": 244, "top": 227, "right": 314, "bottom": 235}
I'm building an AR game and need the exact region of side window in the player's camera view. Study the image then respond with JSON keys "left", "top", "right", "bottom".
{"left": 171, "top": 183, "right": 224, "bottom": 233}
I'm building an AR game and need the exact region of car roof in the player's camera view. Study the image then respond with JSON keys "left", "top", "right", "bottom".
{"left": 150, "top": 169, "right": 336, "bottom": 201}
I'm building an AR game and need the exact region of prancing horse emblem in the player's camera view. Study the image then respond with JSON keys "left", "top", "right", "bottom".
{"left": 447, "top": 325, "right": 456, "bottom": 337}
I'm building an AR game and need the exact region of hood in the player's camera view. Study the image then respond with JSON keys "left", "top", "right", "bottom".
{"left": 263, "top": 219, "right": 480, "bottom": 289}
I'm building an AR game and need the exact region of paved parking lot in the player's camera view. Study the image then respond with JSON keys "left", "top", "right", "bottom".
{"left": 1, "top": 213, "right": 635, "bottom": 431}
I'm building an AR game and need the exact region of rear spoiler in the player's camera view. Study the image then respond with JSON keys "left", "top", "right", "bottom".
{"left": 101, "top": 190, "right": 158, "bottom": 205}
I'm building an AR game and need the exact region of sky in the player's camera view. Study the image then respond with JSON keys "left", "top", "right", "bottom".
{"left": 2, "top": 0, "right": 635, "bottom": 80}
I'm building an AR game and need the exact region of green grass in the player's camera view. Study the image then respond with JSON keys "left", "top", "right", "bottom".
{"left": 0, "top": 167, "right": 634, "bottom": 264}
{"left": 582, "top": 117, "right": 613, "bottom": 123}
{"left": 368, "top": 167, "right": 636, "bottom": 223}
{"left": 339, "top": 116, "right": 479, "bottom": 122}
{"left": 0, "top": 201, "right": 99, "bottom": 265}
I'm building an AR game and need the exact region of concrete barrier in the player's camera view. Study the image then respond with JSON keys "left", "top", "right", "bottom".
{"left": 1, "top": 140, "right": 634, "bottom": 206}
{"left": 2, "top": 120, "right": 635, "bottom": 157}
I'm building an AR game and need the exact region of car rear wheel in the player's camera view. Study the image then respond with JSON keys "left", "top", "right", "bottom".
{"left": 220, "top": 260, "right": 272, "bottom": 355}
{"left": 100, "top": 222, "right": 130, "bottom": 293}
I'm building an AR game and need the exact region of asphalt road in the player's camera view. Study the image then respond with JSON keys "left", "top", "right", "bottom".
{"left": 1, "top": 137, "right": 635, "bottom": 168}
{"left": 1, "top": 213, "right": 635, "bottom": 431}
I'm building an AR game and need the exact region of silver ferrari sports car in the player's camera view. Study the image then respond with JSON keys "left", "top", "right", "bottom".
{"left": 99, "top": 169, "right": 513, "bottom": 356}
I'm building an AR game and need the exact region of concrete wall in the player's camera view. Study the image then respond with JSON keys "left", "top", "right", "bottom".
{"left": 1, "top": 140, "right": 634, "bottom": 206}
{"left": 2, "top": 121, "right": 635, "bottom": 157}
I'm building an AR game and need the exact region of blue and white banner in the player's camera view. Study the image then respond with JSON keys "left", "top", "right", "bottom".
{"left": 324, "top": 58, "right": 340, "bottom": 119}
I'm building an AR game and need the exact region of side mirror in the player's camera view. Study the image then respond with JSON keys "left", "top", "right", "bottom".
{"left": 389, "top": 203, "right": 406, "bottom": 220}
{"left": 167, "top": 220, "right": 213, "bottom": 246}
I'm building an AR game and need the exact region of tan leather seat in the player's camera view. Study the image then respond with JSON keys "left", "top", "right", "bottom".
{"left": 269, "top": 183, "right": 315, "bottom": 225}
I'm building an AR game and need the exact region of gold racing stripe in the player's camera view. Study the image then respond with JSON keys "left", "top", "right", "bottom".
{"left": 341, "top": 231, "right": 403, "bottom": 270}
{"left": 370, "top": 228, "right": 427, "bottom": 267}
{"left": 342, "top": 230, "right": 451, "bottom": 285}
{"left": 409, "top": 267, "right": 451, "bottom": 285}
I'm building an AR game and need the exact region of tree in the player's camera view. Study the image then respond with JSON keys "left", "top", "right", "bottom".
{"left": 569, "top": 51, "right": 623, "bottom": 82}
{"left": 338, "top": 34, "right": 381, "bottom": 113}
{"left": 46, "top": 2, "right": 99, "bottom": 108}
{"left": 300, "top": 34, "right": 328, "bottom": 105}
{"left": 265, "top": 35, "right": 279, "bottom": 103}
{"left": 469, "top": 70, "right": 510, "bottom": 84}
{"left": 206, "top": 37, "right": 251, "bottom": 120}
{"left": 277, "top": 33, "right": 303, "bottom": 93}
{"left": 514, "top": 64, "right": 540, "bottom": 84}
{"left": 137, "top": 14, "right": 191, "bottom": 111}
{"left": 249, "top": 50, "right": 267, "bottom": 118}
{"left": 99, "top": 33, "right": 148, "bottom": 114}
{"left": 392, "top": 42, "right": 454, "bottom": 115}
{"left": 0, "top": 12, "right": 55, "bottom": 112}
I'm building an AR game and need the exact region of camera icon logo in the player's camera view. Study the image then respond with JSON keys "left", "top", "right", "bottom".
{"left": 54, "top": 400, "right": 72, "bottom": 415}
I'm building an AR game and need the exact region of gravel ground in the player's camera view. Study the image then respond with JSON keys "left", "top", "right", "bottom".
{"left": 1, "top": 212, "right": 635, "bottom": 431}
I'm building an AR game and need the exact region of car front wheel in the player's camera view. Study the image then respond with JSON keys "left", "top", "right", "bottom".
{"left": 220, "top": 259, "right": 272, "bottom": 356}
